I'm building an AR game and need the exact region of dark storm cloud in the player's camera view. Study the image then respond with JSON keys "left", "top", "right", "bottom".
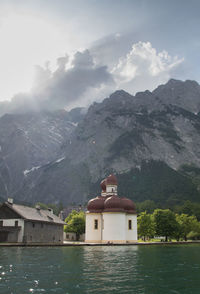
{"left": 0, "top": 50, "right": 113, "bottom": 115}
{"left": 37, "top": 49, "right": 113, "bottom": 110}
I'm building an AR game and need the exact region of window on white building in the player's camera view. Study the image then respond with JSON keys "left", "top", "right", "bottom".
{"left": 128, "top": 220, "right": 132, "bottom": 230}
{"left": 94, "top": 219, "right": 98, "bottom": 230}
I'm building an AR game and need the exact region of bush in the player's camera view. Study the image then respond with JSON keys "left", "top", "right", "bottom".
{"left": 187, "top": 231, "right": 200, "bottom": 240}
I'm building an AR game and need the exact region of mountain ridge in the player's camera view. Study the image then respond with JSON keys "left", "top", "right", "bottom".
{"left": 7, "top": 78, "right": 200, "bottom": 205}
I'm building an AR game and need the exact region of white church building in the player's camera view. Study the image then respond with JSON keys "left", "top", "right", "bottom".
{"left": 85, "top": 174, "right": 137, "bottom": 243}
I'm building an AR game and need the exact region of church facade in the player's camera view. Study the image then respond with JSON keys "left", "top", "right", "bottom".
{"left": 85, "top": 174, "right": 137, "bottom": 243}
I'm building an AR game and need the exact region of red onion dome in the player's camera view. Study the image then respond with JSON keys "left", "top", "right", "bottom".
{"left": 100, "top": 179, "right": 106, "bottom": 191}
{"left": 87, "top": 196, "right": 105, "bottom": 213}
{"left": 106, "top": 174, "right": 117, "bottom": 185}
{"left": 104, "top": 195, "right": 124, "bottom": 212}
{"left": 121, "top": 197, "right": 136, "bottom": 213}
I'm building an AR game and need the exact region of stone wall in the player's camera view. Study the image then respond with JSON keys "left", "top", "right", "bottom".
{"left": 23, "top": 221, "right": 64, "bottom": 243}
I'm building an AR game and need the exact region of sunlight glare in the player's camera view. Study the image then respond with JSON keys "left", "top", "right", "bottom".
{"left": 0, "top": 13, "right": 68, "bottom": 100}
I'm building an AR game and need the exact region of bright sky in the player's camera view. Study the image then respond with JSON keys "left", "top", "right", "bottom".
{"left": 0, "top": 0, "right": 200, "bottom": 111}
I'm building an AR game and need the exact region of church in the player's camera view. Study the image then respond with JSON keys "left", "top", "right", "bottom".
{"left": 85, "top": 174, "right": 137, "bottom": 243}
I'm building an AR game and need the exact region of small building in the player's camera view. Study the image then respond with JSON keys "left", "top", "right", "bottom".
{"left": 0, "top": 199, "right": 65, "bottom": 244}
{"left": 64, "top": 232, "right": 85, "bottom": 242}
{"left": 85, "top": 174, "right": 137, "bottom": 243}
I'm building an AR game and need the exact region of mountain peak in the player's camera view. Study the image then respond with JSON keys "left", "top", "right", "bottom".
{"left": 166, "top": 78, "right": 199, "bottom": 87}
{"left": 155, "top": 78, "right": 200, "bottom": 90}
{"left": 109, "top": 89, "right": 133, "bottom": 99}
{"left": 153, "top": 79, "right": 200, "bottom": 113}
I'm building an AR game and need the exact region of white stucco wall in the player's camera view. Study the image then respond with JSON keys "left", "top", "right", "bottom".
{"left": 106, "top": 185, "right": 117, "bottom": 195}
{"left": 85, "top": 212, "right": 138, "bottom": 243}
{"left": 1, "top": 219, "right": 24, "bottom": 242}
{"left": 102, "top": 213, "right": 126, "bottom": 243}
{"left": 85, "top": 213, "right": 102, "bottom": 242}
{"left": 126, "top": 214, "right": 137, "bottom": 241}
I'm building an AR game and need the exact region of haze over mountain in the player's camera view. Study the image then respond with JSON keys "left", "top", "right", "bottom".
{"left": 0, "top": 79, "right": 198, "bottom": 206}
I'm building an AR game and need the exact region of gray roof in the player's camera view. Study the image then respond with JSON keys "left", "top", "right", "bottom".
{"left": 5, "top": 202, "right": 66, "bottom": 225}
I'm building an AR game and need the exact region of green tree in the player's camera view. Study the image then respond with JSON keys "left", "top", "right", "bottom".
{"left": 64, "top": 210, "right": 85, "bottom": 240}
{"left": 136, "top": 200, "right": 157, "bottom": 214}
{"left": 153, "top": 209, "right": 178, "bottom": 241}
{"left": 187, "top": 222, "right": 200, "bottom": 240}
{"left": 181, "top": 200, "right": 194, "bottom": 215}
{"left": 176, "top": 214, "right": 198, "bottom": 241}
{"left": 138, "top": 212, "right": 155, "bottom": 241}
{"left": 192, "top": 203, "right": 200, "bottom": 221}
{"left": 64, "top": 210, "right": 79, "bottom": 223}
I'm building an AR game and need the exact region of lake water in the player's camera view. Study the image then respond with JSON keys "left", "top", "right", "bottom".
{"left": 0, "top": 245, "right": 200, "bottom": 294}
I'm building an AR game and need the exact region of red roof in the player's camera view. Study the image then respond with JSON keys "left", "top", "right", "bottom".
{"left": 100, "top": 179, "right": 106, "bottom": 191}
{"left": 121, "top": 197, "right": 136, "bottom": 213}
{"left": 87, "top": 174, "right": 136, "bottom": 214}
{"left": 87, "top": 195, "right": 136, "bottom": 213}
{"left": 87, "top": 196, "right": 105, "bottom": 213}
{"left": 106, "top": 174, "right": 117, "bottom": 185}
{"left": 104, "top": 195, "right": 124, "bottom": 212}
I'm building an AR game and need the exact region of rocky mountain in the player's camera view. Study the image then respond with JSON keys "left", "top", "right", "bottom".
{"left": 0, "top": 108, "right": 85, "bottom": 201}
{"left": 11, "top": 79, "right": 200, "bottom": 206}
{"left": 153, "top": 79, "right": 200, "bottom": 113}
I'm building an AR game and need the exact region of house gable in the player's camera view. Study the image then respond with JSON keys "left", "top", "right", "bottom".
{"left": 0, "top": 204, "right": 22, "bottom": 219}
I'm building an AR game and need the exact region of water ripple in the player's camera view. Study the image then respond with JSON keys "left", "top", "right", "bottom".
{"left": 0, "top": 245, "right": 200, "bottom": 293}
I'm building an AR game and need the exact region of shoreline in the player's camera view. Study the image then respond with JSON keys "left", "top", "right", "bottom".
{"left": 0, "top": 240, "right": 200, "bottom": 247}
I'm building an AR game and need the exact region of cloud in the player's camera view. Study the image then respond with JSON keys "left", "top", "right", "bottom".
{"left": 112, "top": 41, "right": 184, "bottom": 93}
{"left": 0, "top": 50, "right": 113, "bottom": 115}
{"left": 39, "top": 49, "right": 113, "bottom": 110}
{"left": 0, "top": 41, "right": 184, "bottom": 116}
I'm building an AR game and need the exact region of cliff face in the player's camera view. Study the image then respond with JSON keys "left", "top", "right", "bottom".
{"left": 67, "top": 86, "right": 200, "bottom": 178}
{"left": 153, "top": 79, "right": 200, "bottom": 113}
{"left": 0, "top": 109, "right": 84, "bottom": 201}
{"left": 1, "top": 79, "right": 200, "bottom": 205}
{"left": 11, "top": 79, "right": 200, "bottom": 205}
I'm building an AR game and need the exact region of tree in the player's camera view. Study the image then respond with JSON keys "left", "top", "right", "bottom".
{"left": 64, "top": 210, "right": 85, "bottom": 240}
{"left": 176, "top": 214, "right": 198, "bottom": 241}
{"left": 187, "top": 222, "right": 200, "bottom": 240}
{"left": 181, "top": 200, "right": 194, "bottom": 216}
{"left": 153, "top": 209, "right": 178, "bottom": 241}
{"left": 64, "top": 210, "right": 79, "bottom": 223}
{"left": 192, "top": 203, "right": 200, "bottom": 221}
{"left": 138, "top": 212, "right": 155, "bottom": 241}
{"left": 136, "top": 200, "right": 157, "bottom": 214}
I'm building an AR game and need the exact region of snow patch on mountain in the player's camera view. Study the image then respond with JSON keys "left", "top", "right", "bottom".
{"left": 23, "top": 166, "right": 41, "bottom": 176}
{"left": 55, "top": 156, "right": 65, "bottom": 163}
